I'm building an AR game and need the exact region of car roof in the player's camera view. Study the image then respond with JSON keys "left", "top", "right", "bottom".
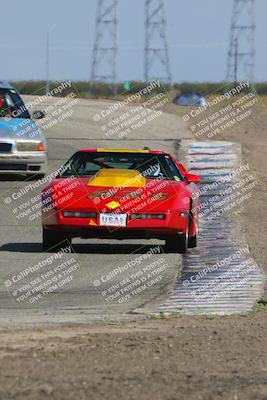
{"left": 79, "top": 148, "right": 170, "bottom": 155}
{"left": 0, "top": 81, "right": 14, "bottom": 90}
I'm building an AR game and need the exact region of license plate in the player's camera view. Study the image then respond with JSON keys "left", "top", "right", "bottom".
{"left": 99, "top": 213, "right": 127, "bottom": 227}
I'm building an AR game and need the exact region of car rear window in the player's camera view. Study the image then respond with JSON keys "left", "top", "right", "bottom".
{"left": 58, "top": 152, "right": 183, "bottom": 181}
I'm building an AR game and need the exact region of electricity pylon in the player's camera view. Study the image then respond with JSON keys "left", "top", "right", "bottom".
{"left": 144, "top": 0, "right": 171, "bottom": 83}
{"left": 226, "top": 0, "right": 256, "bottom": 83}
{"left": 91, "top": 0, "right": 118, "bottom": 82}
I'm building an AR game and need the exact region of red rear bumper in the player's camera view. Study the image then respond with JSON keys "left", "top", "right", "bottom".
{"left": 43, "top": 210, "right": 191, "bottom": 239}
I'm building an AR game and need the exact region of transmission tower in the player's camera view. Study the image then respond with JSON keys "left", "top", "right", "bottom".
{"left": 91, "top": 0, "right": 118, "bottom": 82}
{"left": 226, "top": 0, "right": 256, "bottom": 83}
{"left": 144, "top": 0, "right": 171, "bottom": 83}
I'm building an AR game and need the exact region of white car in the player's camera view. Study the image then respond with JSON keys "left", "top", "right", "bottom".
{"left": 0, "top": 81, "right": 47, "bottom": 177}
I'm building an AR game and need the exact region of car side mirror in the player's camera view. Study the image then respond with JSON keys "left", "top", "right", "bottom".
{"left": 186, "top": 173, "right": 201, "bottom": 184}
{"left": 33, "top": 110, "right": 45, "bottom": 119}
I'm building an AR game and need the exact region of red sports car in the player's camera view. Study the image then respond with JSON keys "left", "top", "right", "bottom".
{"left": 42, "top": 149, "right": 200, "bottom": 253}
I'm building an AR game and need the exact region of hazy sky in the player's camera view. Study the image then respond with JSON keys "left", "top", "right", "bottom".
{"left": 1, "top": 0, "right": 266, "bottom": 82}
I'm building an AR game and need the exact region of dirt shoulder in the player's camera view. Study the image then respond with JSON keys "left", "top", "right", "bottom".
{"left": 0, "top": 312, "right": 266, "bottom": 400}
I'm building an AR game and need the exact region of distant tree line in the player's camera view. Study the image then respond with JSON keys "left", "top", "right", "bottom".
{"left": 10, "top": 80, "right": 267, "bottom": 99}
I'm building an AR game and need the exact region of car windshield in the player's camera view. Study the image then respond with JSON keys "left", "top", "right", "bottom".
{"left": 58, "top": 151, "right": 183, "bottom": 180}
{"left": 0, "top": 88, "right": 30, "bottom": 119}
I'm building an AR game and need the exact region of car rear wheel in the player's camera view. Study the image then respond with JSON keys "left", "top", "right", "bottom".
{"left": 166, "top": 215, "right": 190, "bottom": 254}
{"left": 165, "top": 232, "right": 188, "bottom": 254}
{"left": 42, "top": 228, "right": 72, "bottom": 251}
{"left": 188, "top": 209, "right": 198, "bottom": 248}
{"left": 188, "top": 222, "right": 198, "bottom": 248}
{"left": 188, "top": 232, "right": 197, "bottom": 248}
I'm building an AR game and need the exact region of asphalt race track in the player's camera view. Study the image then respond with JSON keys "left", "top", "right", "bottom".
{"left": 0, "top": 96, "right": 264, "bottom": 327}
{"left": 0, "top": 97, "right": 192, "bottom": 327}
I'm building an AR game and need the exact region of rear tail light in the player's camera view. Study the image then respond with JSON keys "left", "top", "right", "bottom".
{"left": 131, "top": 214, "right": 165, "bottom": 220}
{"left": 63, "top": 211, "right": 97, "bottom": 218}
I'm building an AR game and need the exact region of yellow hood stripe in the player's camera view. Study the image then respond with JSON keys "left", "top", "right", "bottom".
{"left": 88, "top": 168, "right": 146, "bottom": 188}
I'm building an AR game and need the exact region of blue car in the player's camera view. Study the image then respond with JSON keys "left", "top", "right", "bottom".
{"left": 0, "top": 81, "right": 47, "bottom": 177}
{"left": 173, "top": 92, "right": 209, "bottom": 107}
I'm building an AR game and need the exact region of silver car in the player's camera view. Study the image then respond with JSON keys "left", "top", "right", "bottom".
{"left": 0, "top": 81, "right": 47, "bottom": 177}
